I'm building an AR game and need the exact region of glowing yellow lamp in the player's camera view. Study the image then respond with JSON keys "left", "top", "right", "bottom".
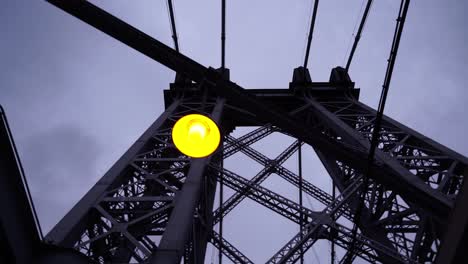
{"left": 172, "top": 114, "right": 221, "bottom": 158}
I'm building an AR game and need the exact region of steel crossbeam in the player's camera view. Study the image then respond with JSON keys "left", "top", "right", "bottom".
{"left": 210, "top": 230, "right": 254, "bottom": 264}
{"left": 223, "top": 125, "right": 275, "bottom": 158}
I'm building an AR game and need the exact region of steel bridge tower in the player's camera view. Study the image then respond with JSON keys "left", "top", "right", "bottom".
{"left": 15, "top": 1, "right": 466, "bottom": 263}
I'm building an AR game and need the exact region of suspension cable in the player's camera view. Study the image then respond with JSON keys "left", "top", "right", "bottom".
{"left": 218, "top": 2, "right": 227, "bottom": 263}
{"left": 221, "top": 0, "right": 226, "bottom": 69}
{"left": 342, "top": 0, "right": 366, "bottom": 66}
{"left": 166, "top": 0, "right": 179, "bottom": 52}
{"left": 345, "top": 0, "right": 374, "bottom": 72}
{"left": 343, "top": 0, "right": 411, "bottom": 262}
{"left": 298, "top": 142, "right": 304, "bottom": 264}
{"left": 303, "top": 0, "right": 320, "bottom": 70}
{"left": 331, "top": 182, "right": 336, "bottom": 263}
{"left": 218, "top": 175, "right": 224, "bottom": 264}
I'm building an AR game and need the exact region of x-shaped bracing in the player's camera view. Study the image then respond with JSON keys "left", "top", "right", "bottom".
{"left": 215, "top": 132, "right": 412, "bottom": 263}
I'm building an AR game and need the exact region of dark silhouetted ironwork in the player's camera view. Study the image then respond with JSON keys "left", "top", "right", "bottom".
{"left": 2, "top": 1, "right": 466, "bottom": 263}
{"left": 0, "top": 107, "right": 89, "bottom": 264}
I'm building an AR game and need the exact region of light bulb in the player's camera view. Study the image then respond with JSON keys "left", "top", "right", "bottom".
{"left": 172, "top": 114, "right": 221, "bottom": 158}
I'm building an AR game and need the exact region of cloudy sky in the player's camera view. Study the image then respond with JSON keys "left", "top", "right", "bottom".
{"left": 1, "top": 0, "right": 467, "bottom": 263}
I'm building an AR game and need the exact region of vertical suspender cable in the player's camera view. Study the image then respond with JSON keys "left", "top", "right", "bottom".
{"left": 167, "top": 0, "right": 180, "bottom": 52}
{"left": 218, "top": 167, "right": 224, "bottom": 264}
{"left": 331, "top": 183, "right": 336, "bottom": 264}
{"left": 303, "top": 0, "right": 320, "bottom": 70}
{"left": 343, "top": 0, "right": 410, "bottom": 262}
{"left": 219, "top": 1, "right": 227, "bottom": 261}
{"left": 345, "top": 0, "right": 374, "bottom": 72}
{"left": 298, "top": 142, "right": 304, "bottom": 264}
{"left": 221, "top": 0, "right": 226, "bottom": 69}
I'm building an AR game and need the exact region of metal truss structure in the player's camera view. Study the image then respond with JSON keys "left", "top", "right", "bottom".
{"left": 13, "top": 1, "right": 465, "bottom": 263}
{"left": 44, "top": 71, "right": 468, "bottom": 263}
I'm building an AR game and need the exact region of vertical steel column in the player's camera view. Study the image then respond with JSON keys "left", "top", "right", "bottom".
{"left": 152, "top": 98, "right": 225, "bottom": 263}
{"left": 191, "top": 153, "right": 222, "bottom": 263}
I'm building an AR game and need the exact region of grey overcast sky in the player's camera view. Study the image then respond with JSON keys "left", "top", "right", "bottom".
{"left": 1, "top": 0, "right": 467, "bottom": 263}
